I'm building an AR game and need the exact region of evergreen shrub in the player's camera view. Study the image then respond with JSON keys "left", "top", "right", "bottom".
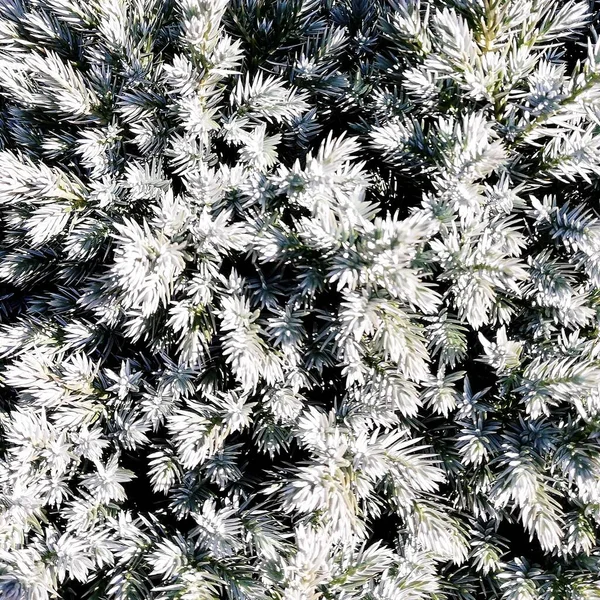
{"left": 1, "top": 0, "right": 600, "bottom": 598}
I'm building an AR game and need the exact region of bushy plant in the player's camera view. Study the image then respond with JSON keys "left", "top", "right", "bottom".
{"left": 1, "top": 0, "right": 600, "bottom": 598}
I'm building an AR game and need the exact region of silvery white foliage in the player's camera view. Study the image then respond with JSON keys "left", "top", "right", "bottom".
{"left": 0, "top": 0, "right": 600, "bottom": 599}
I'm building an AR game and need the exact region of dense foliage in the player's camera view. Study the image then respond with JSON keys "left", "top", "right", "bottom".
{"left": 1, "top": 0, "right": 600, "bottom": 598}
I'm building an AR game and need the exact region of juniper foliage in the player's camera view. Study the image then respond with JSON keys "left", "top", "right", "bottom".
{"left": 1, "top": 0, "right": 600, "bottom": 598}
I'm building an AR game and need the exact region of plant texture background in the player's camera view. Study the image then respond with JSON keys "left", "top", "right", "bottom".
{"left": 1, "top": 0, "right": 600, "bottom": 598}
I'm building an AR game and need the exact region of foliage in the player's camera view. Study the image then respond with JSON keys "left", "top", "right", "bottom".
{"left": 1, "top": 0, "right": 600, "bottom": 598}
